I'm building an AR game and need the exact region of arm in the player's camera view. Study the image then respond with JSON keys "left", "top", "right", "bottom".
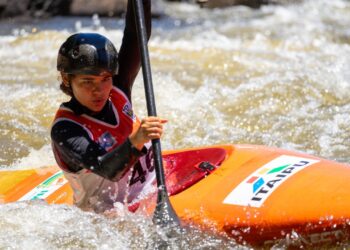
{"left": 114, "top": 0, "right": 151, "bottom": 100}
{"left": 51, "top": 120, "right": 146, "bottom": 181}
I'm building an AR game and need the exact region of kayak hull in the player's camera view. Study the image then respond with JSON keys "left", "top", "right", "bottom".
{"left": 1, "top": 144, "right": 350, "bottom": 247}
{"left": 167, "top": 144, "right": 350, "bottom": 247}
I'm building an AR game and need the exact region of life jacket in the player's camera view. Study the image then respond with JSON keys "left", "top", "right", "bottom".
{"left": 51, "top": 86, "right": 155, "bottom": 212}
{"left": 52, "top": 86, "right": 139, "bottom": 171}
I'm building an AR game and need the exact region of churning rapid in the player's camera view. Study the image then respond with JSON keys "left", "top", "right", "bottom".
{"left": 0, "top": 0, "right": 349, "bottom": 248}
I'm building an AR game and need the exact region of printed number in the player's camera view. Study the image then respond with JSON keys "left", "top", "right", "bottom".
{"left": 129, "top": 150, "right": 155, "bottom": 186}
{"left": 145, "top": 150, "right": 155, "bottom": 172}
{"left": 129, "top": 162, "right": 146, "bottom": 186}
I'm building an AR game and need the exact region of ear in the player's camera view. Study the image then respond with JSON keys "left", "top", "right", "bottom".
{"left": 61, "top": 73, "right": 70, "bottom": 87}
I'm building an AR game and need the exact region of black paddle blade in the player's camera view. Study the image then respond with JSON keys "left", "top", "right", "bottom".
{"left": 153, "top": 185, "right": 181, "bottom": 227}
{"left": 151, "top": 140, "right": 181, "bottom": 227}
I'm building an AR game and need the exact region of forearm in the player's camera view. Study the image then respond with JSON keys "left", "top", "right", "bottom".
{"left": 124, "top": 0, "right": 151, "bottom": 38}
{"left": 54, "top": 137, "right": 146, "bottom": 181}
{"left": 51, "top": 122, "right": 146, "bottom": 181}
{"left": 115, "top": 0, "right": 152, "bottom": 99}
{"left": 97, "top": 138, "right": 147, "bottom": 181}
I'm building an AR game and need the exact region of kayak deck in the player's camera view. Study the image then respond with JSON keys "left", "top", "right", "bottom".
{"left": 1, "top": 144, "right": 350, "bottom": 247}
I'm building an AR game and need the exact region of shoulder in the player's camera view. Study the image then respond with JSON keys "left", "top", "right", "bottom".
{"left": 51, "top": 119, "right": 91, "bottom": 142}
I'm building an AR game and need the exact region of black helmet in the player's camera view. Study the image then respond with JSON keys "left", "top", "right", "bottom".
{"left": 57, "top": 33, "right": 118, "bottom": 76}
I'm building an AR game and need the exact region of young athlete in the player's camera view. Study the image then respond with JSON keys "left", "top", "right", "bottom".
{"left": 51, "top": 0, "right": 165, "bottom": 213}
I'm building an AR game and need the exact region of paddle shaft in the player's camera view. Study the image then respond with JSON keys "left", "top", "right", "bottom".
{"left": 133, "top": 0, "right": 180, "bottom": 226}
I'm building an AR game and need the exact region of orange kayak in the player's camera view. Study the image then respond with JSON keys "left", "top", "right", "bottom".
{"left": 1, "top": 144, "right": 349, "bottom": 247}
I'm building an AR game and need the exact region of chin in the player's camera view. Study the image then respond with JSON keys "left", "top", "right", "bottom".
{"left": 93, "top": 107, "right": 104, "bottom": 112}
{"left": 87, "top": 105, "right": 103, "bottom": 113}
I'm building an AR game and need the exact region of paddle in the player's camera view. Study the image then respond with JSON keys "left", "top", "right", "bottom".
{"left": 133, "top": 0, "right": 181, "bottom": 227}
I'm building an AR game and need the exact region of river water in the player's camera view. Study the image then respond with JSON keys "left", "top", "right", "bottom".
{"left": 0, "top": 0, "right": 349, "bottom": 249}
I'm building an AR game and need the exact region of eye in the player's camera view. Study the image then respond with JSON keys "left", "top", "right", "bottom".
{"left": 102, "top": 76, "right": 111, "bottom": 83}
{"left": 83, "top": 80, "right": 93, "bottom": 85}
{"left": 78, "top": 80, "right": 94, "bottom": 88}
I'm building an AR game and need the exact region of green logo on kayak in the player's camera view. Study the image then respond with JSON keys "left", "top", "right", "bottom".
{"left": 223, "top": 155, "right": 319, "bottom": 207}
{"left": 19, "top": 171, "right": 67, "bottom": 201}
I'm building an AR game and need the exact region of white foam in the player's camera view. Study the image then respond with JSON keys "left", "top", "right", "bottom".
{"left": 6, "top": 145, "right": 57, "bottom": 170}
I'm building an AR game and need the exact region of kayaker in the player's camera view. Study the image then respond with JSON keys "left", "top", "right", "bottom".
{"left": 51, "top": 0, "right": 165, "bottom": 213}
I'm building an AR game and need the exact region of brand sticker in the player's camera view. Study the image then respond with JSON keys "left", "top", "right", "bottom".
{"left": 223, "top": 155, "right": 319, "bottom": 207}
{"left": 19, "top": 171, "right": 67, "bottom": 201}
{"left": 122, "top": 103, "right": 136, "bottom": 121}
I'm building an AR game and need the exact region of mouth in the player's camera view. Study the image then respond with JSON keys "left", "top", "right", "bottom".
{"left": 92, "top": 98, "right": 105, "bottom": 107}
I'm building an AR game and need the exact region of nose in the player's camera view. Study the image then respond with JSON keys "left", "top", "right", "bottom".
{"left": 91, "top": 82, "right": 102, "bottom": 93}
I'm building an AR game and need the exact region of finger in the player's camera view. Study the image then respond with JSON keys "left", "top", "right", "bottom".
{"left": 141, "top": 121, "right": 165, "bottom": 129}
{"left": 142, "top": 117, "right": 168, "bottom": 123}
{"left": 144, "top": 127, "right": 163, "bottom": 134}
{"left": 144, "top": 125, "right": 163, "bottom": 134}
{"left": 147, "top": 132, "right": 162, "bottom": 139}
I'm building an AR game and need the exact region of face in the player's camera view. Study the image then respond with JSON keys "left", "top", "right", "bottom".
{"left": 67, "top": 74, "right": 113, "bottom": 113}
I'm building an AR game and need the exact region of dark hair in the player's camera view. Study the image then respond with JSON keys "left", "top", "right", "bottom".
{"left": 59, "top": 74, "right": 74, "bottom": 96}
